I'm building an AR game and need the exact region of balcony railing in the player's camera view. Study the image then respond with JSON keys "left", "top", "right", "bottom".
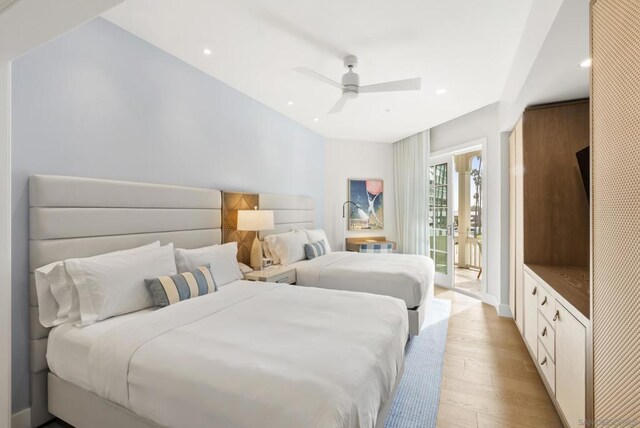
{"left": 454, "top": 236, "right": 482, "bottom": 269}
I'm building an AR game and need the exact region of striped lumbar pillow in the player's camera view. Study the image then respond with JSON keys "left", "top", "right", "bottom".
{"left": 146, "top": 265, "right": 216, "bottom": 307}
{"left": 304, "top": 240, "right": 327, "bottom": 260}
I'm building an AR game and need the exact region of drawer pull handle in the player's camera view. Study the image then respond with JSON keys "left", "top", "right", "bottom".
{"left": 532, "top": 287, "right": 537, "bottom": 296}
{"left": 542, "top": 327, "right": 547, "bottom": 337}
{"left": 541, "top": 296, "right": 548, "bottom": 306}
{"left": 541, "top": 357, "right": 547, "bottom": 366}
{"left": 553, "top": 310, "right": 560, "bottom": 322}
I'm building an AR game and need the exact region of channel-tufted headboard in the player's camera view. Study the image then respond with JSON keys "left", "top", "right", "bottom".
{"left": 257, "top": 193, "right": 315, "bottom": 239}
{"left": 28, "top": 175, "right": 222, "bottom": 427}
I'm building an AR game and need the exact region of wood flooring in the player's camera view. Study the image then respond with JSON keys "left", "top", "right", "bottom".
{"left": 435, "top": 287, "right": 563, "bottom": 427}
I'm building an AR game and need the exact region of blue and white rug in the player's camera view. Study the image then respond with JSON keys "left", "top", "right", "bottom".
{"left": 385, "top": 298, "right": 452, "bottom": 428}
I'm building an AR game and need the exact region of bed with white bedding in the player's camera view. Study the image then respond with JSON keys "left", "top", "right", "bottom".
{"left": 258, "top": 193, "right": 436, "bottom": 336}
{"left": 291, "top": 251, "right": 434, "bottom": 309}
{"left": 30, "top": 175, "right": 409, "bottom": 428}
{"left": 48, "top": 281, "right": 407, "bottom": 428}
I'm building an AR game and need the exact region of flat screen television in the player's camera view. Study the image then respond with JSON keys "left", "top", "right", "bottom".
{"left": 576, "top": 146, "right": 590, "bottom": 201}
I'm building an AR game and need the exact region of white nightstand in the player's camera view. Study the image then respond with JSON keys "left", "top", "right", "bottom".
{"left": 244, "top": 266, "right": 296, "bottom": 285}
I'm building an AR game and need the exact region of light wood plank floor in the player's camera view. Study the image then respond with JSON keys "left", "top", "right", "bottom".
{"left": 454, "top": 267, "right": 482, "bottom": 295}
{"left": 435, "top": 287, "right": 563, "bottom": 428}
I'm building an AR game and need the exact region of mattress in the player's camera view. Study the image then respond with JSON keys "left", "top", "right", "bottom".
{"left": 47, "top": 281, "right": 408, "bottom": 428}
{"left": 290, "top": 252, "right": 435, "bottom": 308}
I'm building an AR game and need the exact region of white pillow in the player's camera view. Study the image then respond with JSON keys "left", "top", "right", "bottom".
{"left": 262, "top": 240, "right": 273, "bottom": 260}
{"left": 269, "top": 230, "right": 308, "bottom": 266}
{"left": 38, "top": 241, "right": 161, "bottom": 327}
{"left": 65, "top": 243, "right": 175, "bottom": 326}
{"left": 35, "top": 262, "right": 68, "bottom": 328}
{"left": 48, "top": 262, "right": 79, "bottom": 324}
{"left": 304, "top": 229, "right": 332, "bottom": 252}
{"left": 174, "top": 242, "right": 243, "bottom": 288}
{"left": 264, "top": 235, "right": 281, "bottom": 265}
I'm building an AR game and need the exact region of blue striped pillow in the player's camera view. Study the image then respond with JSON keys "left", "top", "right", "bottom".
{"left": 146, "top": 265, "right": 216, "bottom": 307}
{"left": 305, "top": 240, "right": 327, "bottom": 260}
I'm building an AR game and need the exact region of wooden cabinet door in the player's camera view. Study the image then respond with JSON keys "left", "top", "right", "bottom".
{"left": 556, "top": 303, "right": 586, "bottom": 428}
{"left": 523, "top": 271, "right": 538, "bottom": 352}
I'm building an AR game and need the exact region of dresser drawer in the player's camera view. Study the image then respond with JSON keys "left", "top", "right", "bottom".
{"left": 537, "top": 284, "right": 557, "bottom": 324}
{"left": 537, "top": 312, "right": 555, "bottom": 361}
{"left": 537, "top": 340, "right": 556, "bottom": 393}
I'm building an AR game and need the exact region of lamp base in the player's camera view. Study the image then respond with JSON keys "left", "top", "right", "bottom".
{"left": 250, "top": 236, "right": 263, "bottom": 271}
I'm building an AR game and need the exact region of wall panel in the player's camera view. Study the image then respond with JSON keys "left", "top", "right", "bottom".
{"left": 591, "top": 0, "right": 640, "bottom": 424}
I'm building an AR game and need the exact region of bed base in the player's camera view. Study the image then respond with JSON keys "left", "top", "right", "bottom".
{"left": 49, "top": 361, "right": 405, "bottom": 428}
{"left": 408, "top": 279, "right": 434, "bottom": 336}
{"left": 407, "top": 302, "right": 427, "bottom": 336}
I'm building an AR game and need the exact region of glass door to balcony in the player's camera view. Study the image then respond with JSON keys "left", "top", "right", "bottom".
{"left": 429, "top": 156, "right": 454, "bottom": 288}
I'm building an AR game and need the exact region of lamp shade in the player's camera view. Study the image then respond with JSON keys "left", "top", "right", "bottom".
{"left": 237, "top": 210, "right": 274, "bottom": 231}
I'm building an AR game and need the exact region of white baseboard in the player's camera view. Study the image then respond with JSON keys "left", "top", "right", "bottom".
{"left": 497, "top": 304, "right": 513, "bottom": 318}
{"left": 11, "top": 408, "right": 30, "bottom": 428}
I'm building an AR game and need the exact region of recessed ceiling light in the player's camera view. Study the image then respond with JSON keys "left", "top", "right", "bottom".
{"left": 288, "top": 101, "right": 294, "bottom": 106}
{"left": 203, "top": 48, "right": 212, "bottom": 56}
{"left": 436, "top": 88, "right": 447, "bottom": 95}
{"left": 313, "top": 118, "right": 319, "bottom": 122}
{"left": 580, "top": 58, "right": 592, "bottom": 68}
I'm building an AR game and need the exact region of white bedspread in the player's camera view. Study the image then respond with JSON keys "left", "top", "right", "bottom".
{"left": 83, "top": 281, "right": 408, "bottom": 428}
{"left": 292, "top": 252, "right": 434, "bottom": 308}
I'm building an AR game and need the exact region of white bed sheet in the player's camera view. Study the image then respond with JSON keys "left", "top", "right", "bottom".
{"left": 48, "top": 281, "right": 408, "bottom": 428}
{"left": 290, "top": 252, "right": 434, "bottom": 308}
{"left": 47, "top": 308, "right": 156, "bottom": 391}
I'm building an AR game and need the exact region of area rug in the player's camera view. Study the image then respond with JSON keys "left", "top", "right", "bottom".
{"left": 384, "top": 298, "right": 452, "bottom": 428}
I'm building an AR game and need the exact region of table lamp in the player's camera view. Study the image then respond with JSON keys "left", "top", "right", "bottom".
{"left": 237, "top": 208, "right": 275, "bottom": 270}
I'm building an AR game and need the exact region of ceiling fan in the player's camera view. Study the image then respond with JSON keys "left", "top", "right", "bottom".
{"left": 295, "top": 55, "right": 421, "bottom": 114}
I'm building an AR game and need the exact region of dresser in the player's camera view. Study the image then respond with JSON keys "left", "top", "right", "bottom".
{"left": 523, "top": 265, "right": 589, "bottom": 428}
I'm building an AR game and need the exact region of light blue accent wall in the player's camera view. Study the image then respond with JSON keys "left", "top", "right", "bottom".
{"left": 10, "top": 18, "right": 324, "bottom": 412}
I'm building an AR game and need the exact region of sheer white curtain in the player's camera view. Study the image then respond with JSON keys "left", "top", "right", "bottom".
{"left": 393, "top": 130, "right": 430, "bottom": 255}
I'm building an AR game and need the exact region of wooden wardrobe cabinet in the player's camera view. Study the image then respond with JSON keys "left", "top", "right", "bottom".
{"left": 509, "top": 100, "right": 591, "bottom": 427}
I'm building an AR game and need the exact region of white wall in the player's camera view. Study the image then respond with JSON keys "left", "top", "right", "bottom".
{"left": 431, "top": 103, "right": 510, "bottom": 314}
{"left": 324, "top": 139, "right": 396, "bottom": 251}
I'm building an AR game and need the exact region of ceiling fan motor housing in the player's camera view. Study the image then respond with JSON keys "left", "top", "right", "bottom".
{"left": 342, "top": 70, "right": 360, "bottom": 97}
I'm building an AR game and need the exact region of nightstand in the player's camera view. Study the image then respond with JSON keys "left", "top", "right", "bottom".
{"left": 244, "top": 266, "right": 296, "bottom": 285}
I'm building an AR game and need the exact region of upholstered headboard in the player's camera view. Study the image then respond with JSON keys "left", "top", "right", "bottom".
{"left": 258, "top": 193, "right": 314, "bottom": 239}
{"left": 28, "top": 175, "right": 222, "bottom": 427}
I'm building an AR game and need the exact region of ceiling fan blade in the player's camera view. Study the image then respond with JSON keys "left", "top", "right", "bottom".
{"left": 328, "top": 94, "right": 350, "bottom": 114}
{"left": 295, "top": 67, "right": 343, "bottom": 90}
{"left": 359, "top": 77, "right": 421, "bottom": 93}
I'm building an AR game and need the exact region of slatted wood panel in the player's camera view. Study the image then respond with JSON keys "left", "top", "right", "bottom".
{"left": 591, "top": 0, "right": 640, "bottom": 424}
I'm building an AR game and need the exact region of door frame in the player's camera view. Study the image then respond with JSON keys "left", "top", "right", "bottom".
{"left": 430, "top": 138, "right": 488, "bottom": 298}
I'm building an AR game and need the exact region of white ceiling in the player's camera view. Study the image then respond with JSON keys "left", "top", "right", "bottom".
{"left": 499, "top": 0, "right": 590, "bottom": 130}
{"left": 104, "top": 0, "right": 534, "bottom": 143}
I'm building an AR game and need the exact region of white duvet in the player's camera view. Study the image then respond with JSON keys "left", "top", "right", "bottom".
{"left": 80, "top": 281, "right": 407, "bottom": 428}
{"left": 292, "top": 252, "right": 435, "bottom": 308}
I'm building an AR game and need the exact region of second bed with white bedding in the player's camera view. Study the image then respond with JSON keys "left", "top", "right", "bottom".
{"left": 291, "top": 252, "right": 435, "bottom": 309}
{"left": 48, "top": 280, "right": 408, "bottom": 428}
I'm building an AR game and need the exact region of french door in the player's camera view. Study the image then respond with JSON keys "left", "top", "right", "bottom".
{"left": 428, "top": 156, "right": 454, "bottom": 288}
